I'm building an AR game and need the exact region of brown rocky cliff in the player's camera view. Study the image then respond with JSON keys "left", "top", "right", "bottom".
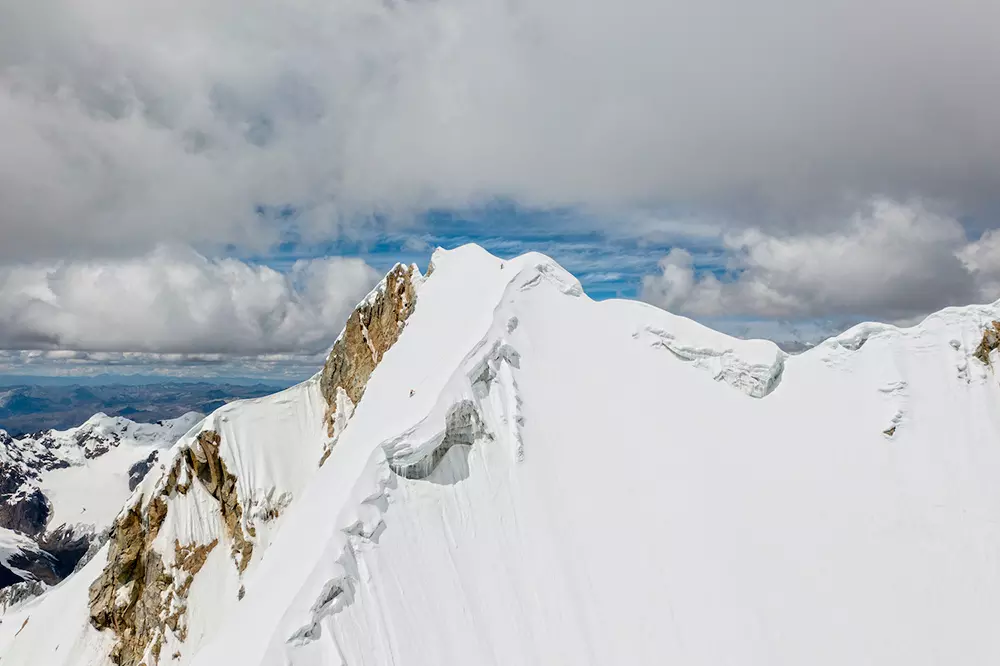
{"left": 318, "top": 263, "right": 419, "bottom": 461}
{"left": 87, "top": 430, "right": 254, "bottom": 666}
{"left": 974, "top": 321, "right": 1000, "bottom": 366}
{"left": 85, "top": 263, "right": 422, "bottom": 664}
{"left": 184, "top": 431, "right": 254, "bottom": 572}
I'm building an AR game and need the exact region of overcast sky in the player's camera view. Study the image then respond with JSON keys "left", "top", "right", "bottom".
{"left": 2, "top": 0, "right": 1000, "bottom": 378}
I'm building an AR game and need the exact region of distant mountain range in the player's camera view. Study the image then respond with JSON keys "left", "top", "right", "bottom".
{"left": 0, "top": 412, "right": 202, "bottom": 595}
{"left": 0, "top": 382, "right": 289, "bottom": 435}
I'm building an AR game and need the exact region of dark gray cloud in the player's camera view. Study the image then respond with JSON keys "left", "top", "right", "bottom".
{"left": 2, "top": 0, "right": 1000, "bottom": 262}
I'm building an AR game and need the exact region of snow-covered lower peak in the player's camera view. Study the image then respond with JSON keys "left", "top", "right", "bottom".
{"left": 0, "top": 412, "right": 202, "bottom": 592}
{"left": 39, "top": 413, "right": 203, "bottom": 530}
{"left": 6, "top": 244, "right": 1000, "bottom": 666}
{"left": 1, "top": 412, "right": 202, "bottom": 533}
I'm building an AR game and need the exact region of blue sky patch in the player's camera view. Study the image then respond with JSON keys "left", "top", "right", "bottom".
{"left": 248, "top": 204, "right": 729, "bottom": 301}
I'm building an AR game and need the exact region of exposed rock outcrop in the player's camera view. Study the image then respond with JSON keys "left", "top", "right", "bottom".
{"left": 183, "top": 431, "right": 253, "bottom": 572}
{"left": 0, "top": 580, "right": 46, "bottom": 611}
{"left": 128, "top": 451, "right": 159, "bottom": 492}
{"left": 88, "top": 430, "right": 254, "bottom": 665}
{"left": 319, "top": 264, "right": 420, "bottom": 461}
{"left": 0, "top": 473, "right": 50, "bottom": 538}
{"left": 974, "top": 321, "right": 1000, "bottom": 366}
{"left": 87, "top": 500, "right": 164, "bottom": 666}
{"left": 1, "top": 549, "right": 60, "bottom": 587}
{"left": 37, "top": 524, "right": 94, "bottom": 579}
{"left": 0, "top": 467, "right": 92, "bottom": 589}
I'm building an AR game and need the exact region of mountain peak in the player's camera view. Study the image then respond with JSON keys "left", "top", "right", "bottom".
{"left": 4, "top": 249, "right": 1000, "bottom": 665}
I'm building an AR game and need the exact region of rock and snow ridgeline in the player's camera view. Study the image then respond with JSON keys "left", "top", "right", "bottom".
{"left": 0, "top": 413, "right": 202, "bottom": 597}
{"left": 319, "top": 263, "right": 421, "bottom": 460}
{"left": 79, "top": 261, "right": 424, "bottom": 666}
{"left": 4, "top": 244, "right": 1000, "bottom": 665}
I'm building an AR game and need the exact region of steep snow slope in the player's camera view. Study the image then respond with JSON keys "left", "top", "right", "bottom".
{"left": 4, "top": 244, "right": 1000, "bottom": 665}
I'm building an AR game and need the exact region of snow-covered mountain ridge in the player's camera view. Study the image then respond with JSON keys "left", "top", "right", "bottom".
{"left": 0, "top": 413, "right": 202, "bottom": 596}
{"left": 4, "top": 244, "right": 1000, "bottom": 665}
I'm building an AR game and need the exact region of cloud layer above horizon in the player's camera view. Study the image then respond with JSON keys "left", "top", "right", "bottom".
{"left": 3, "top": 0, "right": 1000, "bottom": 262}
{"left": 0, "top": 247, "right": 378, "bottom": 354}
{"left": 641, "top": 200, "right": 1000, "bottom": 322}
{"left": 2, "top": 0, "right": 1000, "bottom": 376}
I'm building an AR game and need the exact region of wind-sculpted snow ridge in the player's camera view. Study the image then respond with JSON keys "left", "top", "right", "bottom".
{"left": 272, "top": 257, "right": 538, "bottom": 659}
{"left": 634, "top": 321, "right": 785, "bottom": 397}
{"left": 9, "top": 244, "right": 1000, "bottom": 666}
{"left": 384, "top": 336, "right": 524, "bottom": 479}
{"left": 816, "top": 299, "right": 1000, "bottom": 382}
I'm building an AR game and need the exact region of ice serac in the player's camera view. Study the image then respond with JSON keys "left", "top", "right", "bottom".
{"left": 9, "top": 245, "right": 1000, "bottom": 666}
{"left": 634, "top": 317, "right": 785, "bottom": 397}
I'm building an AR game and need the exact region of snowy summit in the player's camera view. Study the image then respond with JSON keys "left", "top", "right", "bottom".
{"left": 2, "top": 244, "right": 1000, "bottom": 665}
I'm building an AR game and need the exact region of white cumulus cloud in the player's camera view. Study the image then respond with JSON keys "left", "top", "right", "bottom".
{"left": 642, "top": 199, "right": 988, "bottom": 321}
{"left": 0, "top": 247, "right": 379, "bottom": 354}
{"left": 2, "top": 0, "right": 1000, "bottom": 260}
